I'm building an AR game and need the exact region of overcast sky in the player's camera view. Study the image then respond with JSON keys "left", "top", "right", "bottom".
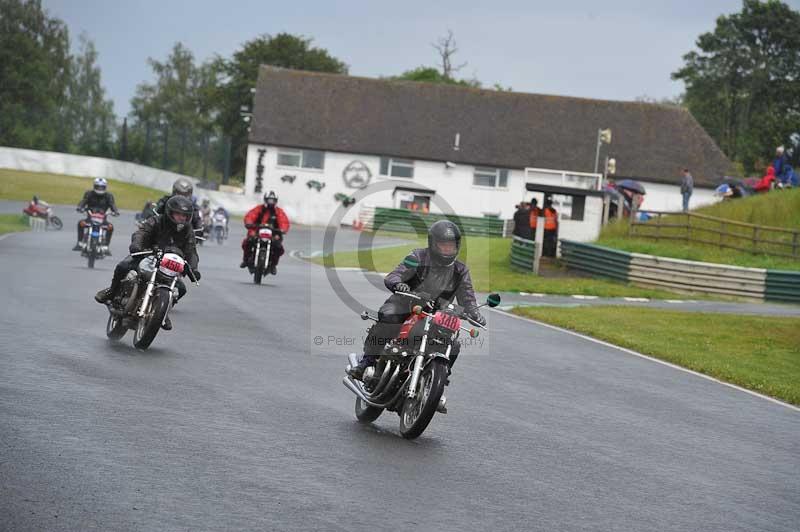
{"left": 42, "top": 0, "right": 800, "bottom": 118}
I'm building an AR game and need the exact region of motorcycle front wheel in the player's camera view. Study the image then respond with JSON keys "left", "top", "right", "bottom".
{"left": 87, "top": 237, "right": 97, "bottom": 268}
{"left": 355, "top": 397, "right": 383, "bottom": 423}
{"left": 254, "top": 249, "right": 266, "bottom": 285}
{"left": 133, "top": 288, "right": 170, "bottom": 350}
{"left": 49, "top": 216, "right": 63, "bottom": 230}
{"left": 399, "top": 358, "right": 448, "bottom": 439}
{"left": 216, "top": 227, "right": 224, "bottom": 245}
{"left": 106, "top": 312, "right": 127, "bottom": 340}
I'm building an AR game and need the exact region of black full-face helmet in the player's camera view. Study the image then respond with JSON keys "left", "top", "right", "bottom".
{"left": 165, "top": 195, "right": 194, "bottom": 232}
{"left": 263, "top": 190, "right": 278, "bottom": 207}
{"left": 428, "top": 220, "right": 461, "bottom": 266}
{"left": 172, "top": 178, "right": 194, "bottom": 197}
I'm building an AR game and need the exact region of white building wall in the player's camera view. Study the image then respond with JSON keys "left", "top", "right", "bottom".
{"left": 638, "top": 182, "right": 718, "bottom": 212}
{"left": 244, "top": 144, "right": 723, "bottom": 227}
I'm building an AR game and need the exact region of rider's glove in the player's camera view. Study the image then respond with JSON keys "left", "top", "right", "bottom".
{"left": 467, "top": 309, "right": 486, "bottom": 326}
{"left": 393, "top": 282, "right": 410, "bottom": 293}
{"left": 76, "top": 207, "right": 83, "bottom": 212}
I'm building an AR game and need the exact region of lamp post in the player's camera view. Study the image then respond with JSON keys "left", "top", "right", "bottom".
{"left": 594, "top": 128, "right": 612, "bottom": 174}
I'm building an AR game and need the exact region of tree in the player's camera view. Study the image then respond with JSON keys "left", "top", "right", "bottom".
{"left": 390, "top": 31, "right": 484, "bottom": 88}
{"left": 216, "top": 33, "right": 349, "bottom": 177}
{"left": 64, "top": 33, "right": 115, "bottom": 156}
{"left": 432, "top": 30, "right": 467, "bottom": 80}
{"left": 672, "top": 0, "right": 800, "bottom": 172}
{"left": 128, "top": 42, "right": 222, "bottom": 172}
{"left": 392, "top": 66, "right": 479, "bottom": 87}
{"left": 0, "top": 0, "right": 71, "bottom": 150}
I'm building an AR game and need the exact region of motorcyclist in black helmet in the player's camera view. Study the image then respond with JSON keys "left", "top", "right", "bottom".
{"left": 154, "top": 178, "right": 203, "bottom": 233}
{"left": 94, "top": 195, "right": 200, "bottom": 331}
{"left": 349, "top": 219, "right": 486, "bottom": 380}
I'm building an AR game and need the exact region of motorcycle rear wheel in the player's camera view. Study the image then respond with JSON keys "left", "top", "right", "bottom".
{"left": 49, "top": 216, "right": 63, "bottom": 230}
{"left": 106, "top": 312, "right": 127, "bottom": 340}
{"left": 399, "top": 358, "right": 447, "bottom": 439}
{"left": 355, "top": 398, "right": 383, "bottom": 423}
{"left": 133, "top": 289, "right": 170, "bottom": 350}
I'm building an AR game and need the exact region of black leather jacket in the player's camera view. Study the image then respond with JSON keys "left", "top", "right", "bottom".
{"left": 78, "top": 190, "right": 118, "bottom": 213}
{"left": 383, "top": 248, "right": 478, "bottom": 311}
{"left": 130, "top": 215, "right": 199, "bottom": 270}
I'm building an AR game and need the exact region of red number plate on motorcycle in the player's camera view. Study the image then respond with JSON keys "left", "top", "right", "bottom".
{"left": 90, "top": 213, "right": 106, "bottom": 222}
{"left": 433, "top": 311, "right": 460, "bottom": 332}
{"left": 258, "top": 228, "right": 273, "bottom": 239}
{"left": 159, "top": 253, "right": 185, "bottom": 274}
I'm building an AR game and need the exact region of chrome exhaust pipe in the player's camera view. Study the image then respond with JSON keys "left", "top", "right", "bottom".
{"left": 370, "top": 360, "right": 394, "bottom": 395}
{"left": 342, "top": 376, "right": 388, "bottom": 408}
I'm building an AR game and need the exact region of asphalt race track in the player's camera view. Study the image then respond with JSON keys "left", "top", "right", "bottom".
{"left": 1, "top": 207, "right": 798, "bottom": 531}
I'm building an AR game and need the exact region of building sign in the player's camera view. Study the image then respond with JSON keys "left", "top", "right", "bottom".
{"left": 342, "top": 161, "right": 372, "bottom": 189}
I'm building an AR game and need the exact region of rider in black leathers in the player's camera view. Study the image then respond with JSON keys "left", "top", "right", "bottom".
{"left": 94, "top": 195, "right": 200, "bottom": 331}
{"left": 73, "top": 178, "right": 119, "bottom": 251}
{"left": 349, "top": 220, "right": 486, "bottom": 380}
{"left": 154, "top": 178, "right": 203, "bottom": 233}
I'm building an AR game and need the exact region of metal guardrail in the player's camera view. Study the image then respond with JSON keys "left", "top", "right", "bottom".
{"left": 560, "top": 240, "right": 800, "bottom": 303}
{"left": 510, "top": 236, "right": 536, "bottom": 272}
{"left": 373, "top": 207, "right": 505, "bottom": 237}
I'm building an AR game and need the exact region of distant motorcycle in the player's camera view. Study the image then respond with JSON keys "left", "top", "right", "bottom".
{"left": 22, "top": 199, "right": 62, "bottom": 230}
{"left": 343, "top": 286, "right": 501, "bottom": 439}
{"left": 80, "top": 209, "right": 115, "bottom": 268}
{"left": 210, "top": 211, "right": 228, "bottom": 245}
{"left": 104, "top": 247, "right": 198, "bottom": 350}
{"left": 245, "top": 224, "right": 280, "bottom": 285}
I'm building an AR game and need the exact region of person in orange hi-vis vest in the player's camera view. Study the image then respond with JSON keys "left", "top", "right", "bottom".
{"left": 528, "top": 198, "right": 541, "bottom": 234}
{"left": 542, "top": 197, "right": 558, "bottom": 257}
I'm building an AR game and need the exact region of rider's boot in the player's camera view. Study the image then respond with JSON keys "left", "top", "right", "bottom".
{"left": 348, "top": 355, "right": 377, "bottom": 381}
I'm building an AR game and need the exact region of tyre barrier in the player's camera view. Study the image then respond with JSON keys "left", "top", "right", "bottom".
{"left": 560, "top": 239, "right": 800, "bottom": 303}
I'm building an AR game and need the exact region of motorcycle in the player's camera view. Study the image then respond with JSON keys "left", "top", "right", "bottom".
{"left": 22, "top": 200, "right": 63, "bottom": 230}
{"left": 80, "top": 209, "right": 115, "bottom": 268}
{"left": 246, "top": 224, "right": 280, "bottom": 285}
{"left": 211, "top": 211, "right": 228, "bottom": 245}
{"left": 343, "top": 282, "right": 501, "bottom": 439}
{"left": 104, "top": 247, "right": 199, "bottom": 350}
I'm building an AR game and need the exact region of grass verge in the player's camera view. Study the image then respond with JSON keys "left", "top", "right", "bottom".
{"left": 313, "top": 231, "right": 695, "bottom": 299}
{"left": 597, "top": 188, "right": 800, "bottom": 271}
{"left": 0, "top": 168, "right": 165, "bottom": 210}
{"left": 511, "top": 306, "right": 800, "bottom": 406}
{"left": 0, "top": 214, "right": 30, "bottom": 235}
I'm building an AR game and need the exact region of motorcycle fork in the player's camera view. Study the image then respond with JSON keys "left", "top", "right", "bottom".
{"left": 161, "top": 277, "right": 178, "bottom": 326}
{"left": 265, "top": 240, "right": 271, "bottom": 268}
{"left": 406, "top": 316, "right": 431, "bottom": 399}
{"left": 254, "top": 239, "right": 261, "bottom": 265}
{"left": 137, "top": 269, "right": 158, "bottom": 318}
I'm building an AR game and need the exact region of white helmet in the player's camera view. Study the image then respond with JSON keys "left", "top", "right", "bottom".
{"left": 93, "top": 178, "right": 108, "bottom": 194}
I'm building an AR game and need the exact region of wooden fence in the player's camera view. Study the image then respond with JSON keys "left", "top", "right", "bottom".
{"left": 629, "top": 210, "right": 800, "bottom": 259}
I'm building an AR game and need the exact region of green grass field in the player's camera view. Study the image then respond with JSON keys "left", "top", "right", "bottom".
{"left": 597, "top": 188, "right": 800, "bottom": 271}
{"left": 314, "top": 232, "right": 692, "bottom": 299}
{"left": 512, "top": 306, "right": 800, "bottom": 406}
{"left": 0, "top": 168, "right": 165, "bottom": 210}
{"left": 0, "top": 214, "right": 30, "bottom": 235}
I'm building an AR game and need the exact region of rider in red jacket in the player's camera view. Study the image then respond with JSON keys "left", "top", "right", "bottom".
{"left": 241, "top": 191, "right": 290, "bottom": 274}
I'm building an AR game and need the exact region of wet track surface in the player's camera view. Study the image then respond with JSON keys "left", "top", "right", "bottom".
{"left": 1, "top": 207, "right": 798, "bottom": 531}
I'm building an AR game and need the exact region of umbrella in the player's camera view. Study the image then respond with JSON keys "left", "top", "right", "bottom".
{"left": 615, "top": 179, "right": 646, "bottom": 195}
{"left": 715, "top": 183, "right": 733, "bottom": 197}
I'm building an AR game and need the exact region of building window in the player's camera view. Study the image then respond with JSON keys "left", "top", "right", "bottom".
{"left": 473, "top": 167, "right": 509, "bottom": 188}
{"left": 277, "top": 149, "right": 325, "bottom": 169}
{"left": 380, "top": 157, "right": 414, "bottom": 178}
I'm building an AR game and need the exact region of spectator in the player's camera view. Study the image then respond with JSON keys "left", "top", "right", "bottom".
{"left": 542, "top": 196, "right": 558, "bottom": 257}
{"left": 512, "top": 202, "right": 533, "bottom": 240}
{"left": 529, "top": 198, "right": 541, "bottom": 236}
{"left": 754, "top": 166, "right": 777, "bottom": 193}
{"left": 680, "top": 168, "right": 693, "bottom": 212}
{"left": 774, "top": 146, "right": 790, "bottom": 186}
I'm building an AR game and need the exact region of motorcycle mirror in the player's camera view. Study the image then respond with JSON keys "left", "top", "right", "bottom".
{"left": 360, "top": 311, "right": 370, "bottom": 321}
{"left": 469, "top": 328, "right": 479, "bottom": 338}
{"left": 403, "top": 255, "right": 419, "bottom": 269}
{"left": 486, "top": 293, "right": 501, "bottom": 308}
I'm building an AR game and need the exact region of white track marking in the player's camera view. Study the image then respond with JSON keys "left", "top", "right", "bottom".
{"left": 665, "top": 300, "right": 685, "bottom": 304}
{"left": 572, "top": 295, "right": 598, "bottom": 300}
{"left": 491, "top": 308, "right": 800, "bottom": 413}
{"left": 624, "top": 297, "right": 650, "bottom": 302}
